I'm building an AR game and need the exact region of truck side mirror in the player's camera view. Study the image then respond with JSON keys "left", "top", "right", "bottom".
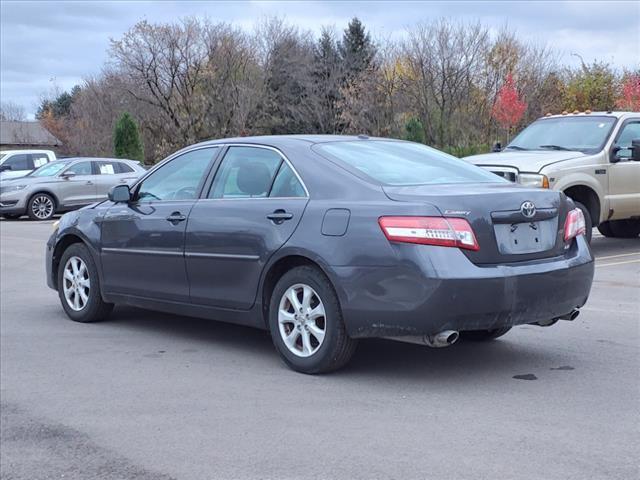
{"left": 631, "top": 139, "right": 640, "bottom": 162}
{"left": 0, "top": 165, "right": 12, "bottom": 172}
{"left": 492, "top": 142, "right": 502, "bottom": 152}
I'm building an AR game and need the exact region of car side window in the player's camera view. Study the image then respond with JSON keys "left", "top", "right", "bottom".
{"left": 136, "top": 148, "right": 217, "bottom": 202}
{"left": 117, "top": 162, "right": 135, "bottom": 173}
{"left": 615, "top": 122, "right": 640, "bottom": 159}
{"left": 208, "top": 147, "right": 282, "bottom": 199}
{"left": 3, "top": 154, "right": 31, "bottom": 170}
{"left": 31, "top": 154, "right": 49, "bottom": 168}
{"left": 96, "top": 161, "right": 119, "bottom": 175}
{"left": 269, "top": 162, "right": 306, "bottom": 198}
{"left": 64, "top": 161, "right": 93, "bottom": 175}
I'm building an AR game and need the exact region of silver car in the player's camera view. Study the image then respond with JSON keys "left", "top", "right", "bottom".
{"left": 0, "top": 157, "right": 145, "bottom": 220}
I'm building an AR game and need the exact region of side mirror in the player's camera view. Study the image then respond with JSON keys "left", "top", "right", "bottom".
{"left": 60, "top": 171, "right": 76, "bottom": 179}
{"left": 631, "top": 139, "right": 640, "bottom": 162}
{"left": 108, "top": 184, "right": 131, "bottom": 203}
{"left": 0, "top": 165, "right": 12, "bottom": 172}
{"left": 492, "top": 142, "right": 502, "bottom": 152}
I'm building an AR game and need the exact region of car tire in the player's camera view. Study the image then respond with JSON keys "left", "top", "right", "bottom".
{"left": 597, "top": 221, "right": 615, "bottom": 238}
{"left": 57, "top": 243, "right": 114, "bottom": 323}
{"left": 572, "top": 201, "right": 592, "bottom": 243}
{"left": 2, "top": 214, "right": 21, "bottom": 220}
{"left": 460, "top": 326, "right": 512, "bottom": 341}
{"left": 27, "top": 193, "right": 56, "bottom": 221}
{"left": 269, "top": 265, "right": 357, "bottom": 374}
{"left": 609, "top": 219, "right": 640, "bottom": 238}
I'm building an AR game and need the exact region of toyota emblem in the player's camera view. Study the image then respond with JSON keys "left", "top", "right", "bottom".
{"left": 521, "top": 201, "right": 536, "bottom": 218}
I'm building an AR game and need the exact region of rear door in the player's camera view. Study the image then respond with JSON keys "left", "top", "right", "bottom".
{"left": 185, "top": 145, "right": 309, "bottom": 309}
{"left": 100, "top": 147, "right": 219, "bottom": 302}
{"left": 56, "top": 161, "right": 98, "bottom": 206}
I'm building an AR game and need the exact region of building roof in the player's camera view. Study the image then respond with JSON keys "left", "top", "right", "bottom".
{"left": 0, "top": 121, "right": 61, "bottom": 146}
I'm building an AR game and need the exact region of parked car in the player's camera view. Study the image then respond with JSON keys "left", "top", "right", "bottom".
{"left": 465, "top": 111, "right": 640, "bottom": 241}
{"left": 0, "top": 157, "right": 144, "bottom": 220}
{"left": 0, "top": 149, "right": 56, "bottom": 180}
{"left": 46, "top": 136, "right": 594, "bottom": 373}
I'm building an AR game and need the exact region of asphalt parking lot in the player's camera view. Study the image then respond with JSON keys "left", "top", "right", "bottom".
{"left": 1, "top": 218, "right": 638, "bottom": 480}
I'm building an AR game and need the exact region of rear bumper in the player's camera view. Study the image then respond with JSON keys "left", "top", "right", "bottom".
{"left": 330, "top": 236, "right": 594, "bottom": 338}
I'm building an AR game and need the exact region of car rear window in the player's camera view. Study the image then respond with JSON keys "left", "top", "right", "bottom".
{"left": 314, "top": 140, "right": 504, "bottom": 186}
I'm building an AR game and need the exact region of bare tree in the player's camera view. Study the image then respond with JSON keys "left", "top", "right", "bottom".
{"left": 0, "top": 101, "right": 27, "bottom": 121}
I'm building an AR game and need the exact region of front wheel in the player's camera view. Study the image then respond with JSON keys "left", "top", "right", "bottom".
{"left": 269, "top": 266, "right": 357, "bottom": 374}
{"left": 572, "top": 201, "right": 593, "bottom": 243}
{"left": 460, "top": 326, "right": 512, "bottom": 341}
{"left": 27, "top": 193, "right": 56, "bottom": 221}
{"left": 57, "top": 243, "right": 114, "bottom": 322}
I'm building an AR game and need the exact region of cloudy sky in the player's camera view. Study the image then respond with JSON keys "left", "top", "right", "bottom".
{"left": 1, "top": 0, "right": 639, "bottom": 118}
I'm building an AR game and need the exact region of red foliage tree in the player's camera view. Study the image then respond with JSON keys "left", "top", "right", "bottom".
{"left": 492, "top": 73, "right": 527, "bottom": 131}
{"left": 616, "top": 74, "right": 640, "bottom": 111}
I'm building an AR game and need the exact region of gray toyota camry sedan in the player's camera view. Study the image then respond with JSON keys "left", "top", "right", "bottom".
{"left": 45, "top": 136, "right": 594, "bottom": 373}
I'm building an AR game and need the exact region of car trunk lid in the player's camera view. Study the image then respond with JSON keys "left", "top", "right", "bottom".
{"left": 383, "top": 182, "right": 569, "bottom": 264}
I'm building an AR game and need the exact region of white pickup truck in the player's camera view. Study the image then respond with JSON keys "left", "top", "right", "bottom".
{"left": 0, "top": 149, "right": 57, "bottom": 180}
{"left": 465, "top": 111, "right": 640, "bottom": 241}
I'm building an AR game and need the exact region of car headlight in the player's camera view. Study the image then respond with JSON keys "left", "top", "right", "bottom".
{"left": 518, "top": 173, "right": 549, "bottom": 189}
{"left": 0, "top": 184, "right": 27, "bottom": 194}
{"left": 52, "top": 220, "right": 60, "bottom": 232}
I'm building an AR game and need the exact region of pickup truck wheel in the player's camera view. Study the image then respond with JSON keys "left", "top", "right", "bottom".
{"left": 597, "top": 221, "right": 615, "bottom": 238}
{"left": 573, "top": 201, "right": 592, "bottom": 243}
{"left": 609, "top": 219, "right": 640, "bottom": 238}
{"left": 269, "top": 266, "right": 357, "bottom": 374}
{"left": 460, "top": 327, "right": 512, "bottom": 341}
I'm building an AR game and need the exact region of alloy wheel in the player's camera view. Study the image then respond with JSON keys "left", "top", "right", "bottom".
{"left": 62, "top": 256, "right": 91, "bottom": 311}
{"left": 31, "top": 195, "right": 54, "bottom": 220}
{"left": 278, "top": 283, "right": 326, "bottom": 357}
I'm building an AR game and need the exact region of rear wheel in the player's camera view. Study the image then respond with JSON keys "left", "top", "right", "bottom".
{"left": 57, "top": 243, "right": 113, "bottom": 323}
{"left": 597, "top": 221, "right": 615, "bottom": 237}
{"left": 27, "top": 193, "right": 55, "bottom": 221}
{"left": 609, "top": 219, "right": 640, "bottom": 238}
{"left": 269, "top": 266, "right": 357, "bottom": 374}
{"left": 460, "top": 326, "right": 512, "bottom": 341}
{"left": 572, "top": 201, "right": 592, "bottom": 243}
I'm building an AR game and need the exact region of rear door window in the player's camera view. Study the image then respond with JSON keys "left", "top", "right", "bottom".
{"left": 208, "top": 147, "right": 282, "bottom": 199}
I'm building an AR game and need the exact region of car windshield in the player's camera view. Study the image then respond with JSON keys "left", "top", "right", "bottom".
{"left": 507, "top": 116, "right": 616, "bottom": 153}
{"left": 314, "top": 140, "right": 505, "bottom": 186}
{"left": 29, "top": 161, "right": 70, "bottom": 177}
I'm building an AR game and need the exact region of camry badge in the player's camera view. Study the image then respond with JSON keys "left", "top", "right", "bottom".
{"left": 521, "top": 201, "right": 536, "bottom": 218}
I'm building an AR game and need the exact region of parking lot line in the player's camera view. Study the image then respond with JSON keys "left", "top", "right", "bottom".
{"left": 595, "top": 252, "right": 640, "bottom": 261}
{"left": 595, "top": 259, "right": 640, "bottom": 268}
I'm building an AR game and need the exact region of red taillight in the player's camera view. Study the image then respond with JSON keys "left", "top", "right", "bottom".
{"left": 564, "top": 208, "right": 586, "bottom": 241}
{"left": 378, "top": 216, "right": 479, "bottom": 251}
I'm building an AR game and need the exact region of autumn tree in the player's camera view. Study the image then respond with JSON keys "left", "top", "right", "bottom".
{"left": 617, "top": 73, "right": 640, "bottom": 111}
{"left": 563, "top": 61, "right": 618, "bottom": 111}
{"left": 492, "top": 73, "right": 527, "bottom": 140}
{"left": 114, "top": 112, "right": 144, "bottom": 161}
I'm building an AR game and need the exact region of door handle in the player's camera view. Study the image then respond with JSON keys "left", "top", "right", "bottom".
{"left": 166, "top": 212, "right": 187, "bottom": 225}
{"left": 267, "top": 209, "right": 293, "bottom": 224}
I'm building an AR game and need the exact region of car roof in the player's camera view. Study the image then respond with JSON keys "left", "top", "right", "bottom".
{"left": 189, "top": 134, "right": 403, "bottom": 150}
{"left": 51, "top": 157, "right": 136, "bottom": 163}
{"left": 540, "top": 111, "right": 638, "bottom": 120}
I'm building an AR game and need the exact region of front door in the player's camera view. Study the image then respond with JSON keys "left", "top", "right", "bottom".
{"left": 609, "top": 120, "right": 640, "bottom": 219}
{"left": 186, "top": 145, "right": 308, "bottom": 309}
{"left": 100, "top": 147, "right": 219, "bottom": 302}
{"left": 57, "top": 161, "right": 98, "bottom": 207}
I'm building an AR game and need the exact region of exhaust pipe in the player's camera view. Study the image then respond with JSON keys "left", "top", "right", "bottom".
{"left": 535, "top": 308, "right": 580, "bottom": 327}
{"left": 385, "top": 330, "right": 459, "bottom": 348}
{"left": 558, "top": 309, "right": 580, "bottom": 321}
